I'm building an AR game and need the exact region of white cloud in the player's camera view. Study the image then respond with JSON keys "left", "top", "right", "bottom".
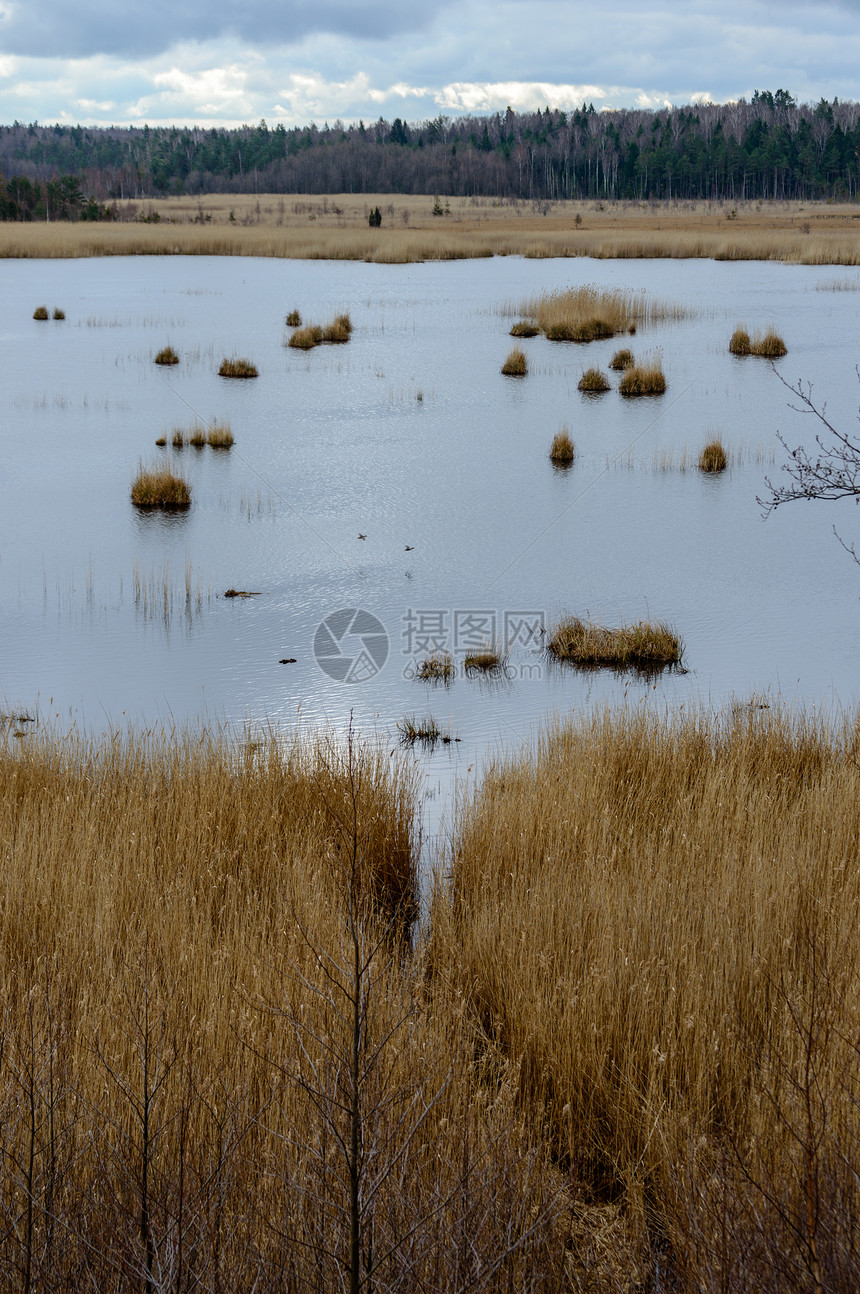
{"left": 436, "top": 81, "right": 609, "bottom": 113}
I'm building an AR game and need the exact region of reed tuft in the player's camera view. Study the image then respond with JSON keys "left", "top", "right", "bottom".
{"left": 130, "top": 463, "right": 191, "bottom": 509}
{"left": 547, "top": 614, "right": 682, "bottom": 667}
{"left": 549, "top": 427, "right": 576, "bottom": 463}
{"left": 154, "top": 344, "right": 179, "bottom": 366}
{"left": 619, "top": 356, "right": 666, "bottom": 396}
{"left": 501, "top": 346, "right": 527, "bottom": 376}
{"left": 699, "top": 438, "right": 728, "bottom": 472}
{"left": 578, "top": 366, "right": 611, "bottom": 393}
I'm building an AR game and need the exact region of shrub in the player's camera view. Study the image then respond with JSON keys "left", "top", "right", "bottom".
{"left": 154, "top": 345, "right": 179, "bottom": 366}
{"left": 33, "top": 305, "right": 49, "bottom": 320}
{"left": 131, "top": 464, "right": 191, "bottom": 509}
{"left": 219, "top": 357, "right": 258, "bottom": 378}
{"left": 207, "top": 421, "right": 234, "bottom": 449}
{"left": 547, "top": 615, "right": 682, "bottom": 668}
{"left": 510, "top": 321, "right": 539, "bottom": 338}
{"left": 609, "top": 347, "right": 635, "bottom": 370}
{"left": 619, "top": 359, "right": 667, "bottom": 397}
{"left": 729, "top": 327, "right": 752, "bottom": 355}
{"left": 285, "top": 308, "right": 302, "bottom": 327}
{"left": 549, "top": 428, "right": 576, "bottom": 463}
{"left": 501, "top": 347, "right": 527, "bottom": 377}
{"left": 699, "top": 439, "right": 728, "bottom": 472}
{"left": 578, "top": 367, "right": 610, "bottom": 393}
{"left": 416, "top": 652, "right": 454, "bottom": 681}
{"left": 52, "top": 307, "right": 65, "bottom": 321}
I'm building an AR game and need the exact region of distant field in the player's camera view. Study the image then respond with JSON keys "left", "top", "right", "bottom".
{"left": 3, "top": 193, "right": 860, "bottom": 263}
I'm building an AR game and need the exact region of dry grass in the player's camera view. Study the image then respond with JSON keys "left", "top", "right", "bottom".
{"left": 549, "top": 427, "right": 576, "bottom": 463}
{"left": 415, "top": 651, "right": 454, "bottom": 681}
{"left": 397, "top": 714, "right": 445, "bottom": 744}
{"left": 578, "top": 367, "right": 610, "bottom": 393}
{"left": 7, "top": 196, "right": 860, "bottom": 265}
{"left": 207, "top": 420, "right": 234, "bottom": 449}
{"left": 285, "top": 307, "right": 302, "bottom": 326}
{"left": 130, "top": 463, "right": 191, "bottom": 509}
{"left": 619, "top": 355, "right": 667, "bottom": 396}
{"left": 609, "top": 346, "right": 635, "bottom": 370}
{"left": 4, "top": 709, "right": 860, "bottom": 1287}
{"left": 33, "top": 305, "right": 48, "bottom": 320}
{"left": 729, "top": 325, "right": 752, "bottom": 355}
{"left": 288, "top": 313, "right": 352, "bottom": 350}
{"left": 515, "top": 284, "right": 684, "bottom": 342}
{"left": 699, "top": 438, "right": 728, "bottom": 472}
{"left": 464, "top": 648, "right": 507, "bottom": 673}
{"left": 509, "top": 320, "right": 539, "bottom": 337}
{"left": 52, "top": 307, "right": 65, "bottom": 320}
{"left": 188, "top": 424, "right": 207, "bottom": 448}
{"left": 170, "top": 428, "right": 185, "bottom": 448}
{"left": 218, "top": 356, "right": 258, "bottom": 378}
{"left": 731, "top": 325, "right": 788, "bottom": 358}
{"left": 429, "top": 705, "right": 860, "bottom": 1287}
{"left": 547, "top": 614, "right": 682, "bottom": 667}
{"left": 501, "top": 346, "right": 527, "bottom": 377}
{"left": 154, "top": 344, "right": 179, "bottom": 366}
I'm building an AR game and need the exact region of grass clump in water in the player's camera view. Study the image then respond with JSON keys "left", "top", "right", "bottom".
{"left": 155, "top": 435, "right": 167, "bottom": 447}
{"left": 397, "top": 715, "right": 444, "bottom": 745}
{"left": 549, "top": 427, "right": 576, "bottom": 464}
{"left": 516, "top": 284, "right": 683, "bottom": 344}
{"left": 501, "top": 347, "right": 527, "bottom": 376}
{"left": 547, "top": 615, "right": 682, "bottom": 668}
{"left": 619, "top": 357, "right": 666, "bottom": 397}
{"left": 578, "top": 367, "right": 610, "bottom": 393}
{"left": 509, "top": 321, "right": 539, "bottom": 338}
{"left": 464, "top": 648, "right": 507, "bottom": 673}
{"left": 154, "top": 345, "right": 179, "bottom": 366}
{"left": 288, "top": 313, "right": 351, "bottom": 350}
{"left": 416, "top": 652, "right": 454, "bottom": 682}
{"left": 322, "top": 312, "right": 352, "bottom": 343}
{"left": 285, "top": 308, "right": 302, "bottom": 327}
{"left": 52, "top": 307, "right": 65, "bottom": 320}
{"left": 288, "top": 325, "right": 323, "bottom": 350}
{"left": 188, "top": 424, "right": 207, "bottom": 448}
{"left": 171, "top": 428, "right": 185, "bottom": 448}
{"left": 33, "top": 305, "right": 49, "bottom": 320}
{"left": 729, "top": 326, "right": 752, "bottom": 355}
{"left": 219, "top": 356, "right": 258, "bottom": 378}
{"left": 699, "top": 439, "right": 728, "bottom": 472}
{"left": 609, "top": 347, "right": 635, "bottom": 370}
{"left": 751, "top": 327, "right": 788, "bottom": 357}
{"left": 131, "top": 464, "right": 191, "bottom": 509}
{"left": 207, "top": 421, "right": 234, "bottom": 449}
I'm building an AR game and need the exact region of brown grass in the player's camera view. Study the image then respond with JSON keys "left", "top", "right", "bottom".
{"left": 464, "top": 648, "right": 507, "bottom": 673}
{"left": 218, "top": 356, "right": 258, "bottom": 378}
{"left": 699, "top": 438, "right": 728, "bottom": 472}
{"left": 549, "top": 427, "right": 576, "bottom": 463}
{"left": 609, "top": 347, "right": 635, "bottom": 370}
{"left": 501, "top": 346, "right": 527, "bottom": 376}
{"left": 6, "top": 196, "right": 860, "bottom": 265}
{"left": 207, "top": 420, "right": 234, "bottom": 449}
{"left": 415, "top": 651, "right": 454, "bottom": 681}
{"left": 285, "top": 308, "right": 302, "bottom": 326}
{"left": 52, "top": 307, "right": 65, "bottom": 320}
{"left": 3, "top": 709, "right": 860, "bottom": 1287}
{"left": 188, "top": 424, "right": 207, "bottom": 448}
{"left": 154, "top": 344, "right": 179, "bottom": 366}
{"left": 578, "top": 367, "right": 611, "bottom": 393}
{"left": 130, "top": 463, "right": 191, "bottom": 508}
{"left": 429, "top": 705, "right": 860, "bottom": 1286}
{"left": 751, "top": 327, "right": 788, "bottom": 357}
{"left": 516, "top": 284, "right": 685, "bottom": 342}
{"left": 619, "top": 356, "right": 667, "bottom": 396}
{"left": 509, "top": 321, "right": 539, "bottom": 337}
{"left": 547, "top": 614, "right": 682, "bottom": 667}
{"left": 33, "top": 305, "right": 48, "bottom": 320}
{"left": 288, "top": 313, "right": 352, "bottom": 349}
{"left": 729, "top": 326, "right": 752, "bottom": 355}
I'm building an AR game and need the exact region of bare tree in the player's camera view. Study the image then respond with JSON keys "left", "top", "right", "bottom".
{"left": 758, "top": 369, "right": 860, "bottom": 563}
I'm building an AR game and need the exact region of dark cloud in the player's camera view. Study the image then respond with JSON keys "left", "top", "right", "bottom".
{"left": 0, "top": 0, "right": 451, "bottom": 59}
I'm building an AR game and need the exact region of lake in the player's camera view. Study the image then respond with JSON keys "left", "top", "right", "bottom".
{"left": 3, "top": 253, "right": 860, "bottom": 832}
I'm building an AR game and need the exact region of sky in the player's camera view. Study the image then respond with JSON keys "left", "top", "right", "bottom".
{"left": 0, "top": 0, "right": 859, "bottom": 128}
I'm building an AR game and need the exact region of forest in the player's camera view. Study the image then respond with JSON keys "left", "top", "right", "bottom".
{"left": 1, "top": 89, "right": 859, "bottom": 220}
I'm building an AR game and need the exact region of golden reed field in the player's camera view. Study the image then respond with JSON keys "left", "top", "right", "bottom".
{"left": 2, "top": 706, "right": 860, "bottom": 1289}
{"left": 3, "top": 193, "right": 860, "bottom": 263}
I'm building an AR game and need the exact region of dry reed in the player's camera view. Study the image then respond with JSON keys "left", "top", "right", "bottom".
{"left": 5, "top": 196, "right": 860, "bottom": 266}
{"left": 578, "top": 367, "right": 611, "bottom": 393}
{"left": 33, "top": 305, "right": 48, "bottom": 320}
{"left": 609, "top": 347, "right": 635, "bottom": 370}
{"left": 501, "top": 346, "right": 527, "bottom": 376}
{"left": 207, "top": 421, "right": 234, "bottom": 449}
{"left": 130, "top": 463, "right": 191, "bottom": 509}
{"left": 619, "top": 355, "right": 667, "bottom": 396}
{"left": 547, "top": 614, "right": 682, "bottom": 667}
{"left": 154, "top": 344, "right": 179, "bottom": 366}
{"left": 517, "top": 284, "right": 684, "bottom": 342}
{"left": 415, "top": 651, "right": 454, "bottom": 681}
{"left": 549, "top": 427, "right": 576, "bottom": 463}
{"left": 218, "top": 356, "right": 258, "bottom": 378}
{"left": 699, "top": 438, "right": 728, "bottom": 472}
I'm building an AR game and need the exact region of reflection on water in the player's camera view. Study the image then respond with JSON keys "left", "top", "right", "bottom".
{"left": 2, "top": 254, "right": 860, "bottom": 835}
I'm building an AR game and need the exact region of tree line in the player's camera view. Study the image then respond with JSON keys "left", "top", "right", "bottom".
{"left": 2, "top": 89, "right": 859, "bottom": 219}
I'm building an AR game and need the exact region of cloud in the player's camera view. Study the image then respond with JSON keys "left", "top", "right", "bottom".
{"left": 0, "top": 0, "right": 453, "bottom": 59}
{"left": 435, "top": 82, "right": 608, "bottom": 114}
